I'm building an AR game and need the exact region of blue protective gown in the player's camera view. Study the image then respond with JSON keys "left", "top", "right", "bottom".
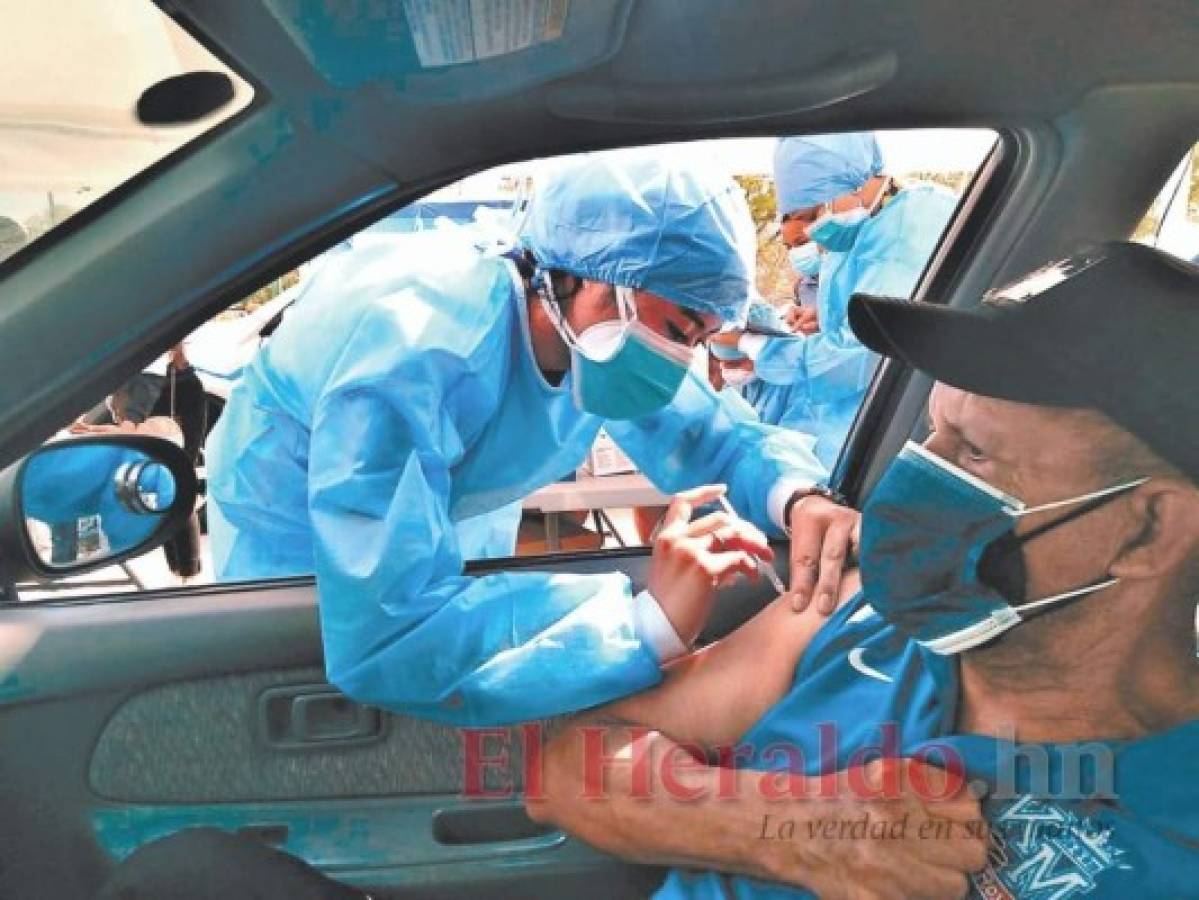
{"left": 658, "top": 591, "right": 1199, "bottom": 899}
{"left": 206, "top": 233, "right": 824, "bottom": 726}
{"left": 452, "top": 500, "right": 523, "bottom": 560}
{"left": 744, "top": 185, "right": 957, "bottom": 470}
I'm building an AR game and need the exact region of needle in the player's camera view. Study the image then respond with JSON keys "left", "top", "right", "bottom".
{"left": 717, "top": 494, "right": 787, "bottom": 595}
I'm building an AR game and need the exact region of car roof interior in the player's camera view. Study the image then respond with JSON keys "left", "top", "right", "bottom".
{"left": 0, "top": 0, "right": 1196, "bottom": 483}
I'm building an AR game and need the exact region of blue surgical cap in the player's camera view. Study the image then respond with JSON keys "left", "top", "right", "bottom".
{"left": 773, "top": 133, "right": 884, "bottom": 214}
{"left": 520, "top": 149, "right": 757, "bottom": 324}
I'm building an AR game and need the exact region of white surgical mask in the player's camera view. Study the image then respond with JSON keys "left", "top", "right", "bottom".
{"left": 541, "top": 283, "right": 693, "bottom": 420}
{"left": 721, "top": 367, "right": 756, "bottom": 389}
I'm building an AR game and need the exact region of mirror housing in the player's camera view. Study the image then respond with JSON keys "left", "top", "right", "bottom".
{"left": 0, "top": 434, "right": 198, "bottom": 586}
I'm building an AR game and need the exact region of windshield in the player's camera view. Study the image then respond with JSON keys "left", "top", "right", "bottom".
{"left": 0, "top": 0, "right": 252, "bottom": 263}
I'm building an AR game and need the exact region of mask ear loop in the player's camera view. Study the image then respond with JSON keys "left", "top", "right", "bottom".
{"left": 1014, "top": 578, "right": 1120, "bottom": 617}
{"left": 1006, "top": 477, "right": 1149, "bottom": 617}
{"left": 615, "top": 285, "right": 693, "bottom": 366}
{"left": 1015, "top": 477, "right": 1150, "bottom": 525}
{"left": 830, "top": 178, "right": 878, "bottom": 218}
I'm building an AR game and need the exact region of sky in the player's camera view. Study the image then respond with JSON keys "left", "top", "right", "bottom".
{"left": 438, "top": 129, "right": 999, "bottom": 199}
{"left": 672, "top": 130, "right": 998, "bottom": 176}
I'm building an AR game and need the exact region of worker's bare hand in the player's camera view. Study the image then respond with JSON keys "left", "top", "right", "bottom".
{"left": 649, "top": 485, "right": 772, "bottom": 647}
{"left": 788, "top": 494, "right": 860, "bottom": 615}
{"left": 783, "top": 304, "right": 820, "bottom": 336}
{"left": 759, "top": 758, "right": 989, "bottom": 900}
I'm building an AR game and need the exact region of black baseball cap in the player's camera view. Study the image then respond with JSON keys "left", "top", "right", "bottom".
{"left": 848, "top": 241, "right": 1199, "bottom": 482}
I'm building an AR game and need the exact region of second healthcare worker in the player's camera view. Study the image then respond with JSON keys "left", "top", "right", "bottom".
{"left": 715, "top": 133, "right": 958, "bottom": 470}
{"left": 206, "top": 150, "right": 857, "bottom": 726}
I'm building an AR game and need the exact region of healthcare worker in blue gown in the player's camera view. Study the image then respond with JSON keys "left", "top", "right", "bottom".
{"left": 287, "top": 231, "right": 526, "bottom": 564}
{"left": 205, "top": 150, "right": 841, "bottom": 726}
{"left": 709, "top": 300, "right": 813, "bottom": 446}
{"left": 714, "top": 133, "right": 958, "bottom": 470}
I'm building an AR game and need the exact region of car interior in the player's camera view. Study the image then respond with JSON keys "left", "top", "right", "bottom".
{"left": 0, "top": 1, "right": 1196, "bottom": 897}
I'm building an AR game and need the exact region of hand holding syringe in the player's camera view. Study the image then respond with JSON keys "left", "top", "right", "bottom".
{"left": 647, "top": 485, "right": 787, "bottom": 649}
{"left": 717, "top": 493, "right": 787, "bottom": 596}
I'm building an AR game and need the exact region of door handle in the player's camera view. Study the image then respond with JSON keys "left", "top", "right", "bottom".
{"left": 432, "top": 804, "right": 560, "bottom": 846}
{"left": 258, "top": 684, "right": 383, "bottom": 749}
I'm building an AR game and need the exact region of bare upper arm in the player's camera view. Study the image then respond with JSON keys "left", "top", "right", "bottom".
{"left": 607, "top": 573, "right": 861, "bottom": 747}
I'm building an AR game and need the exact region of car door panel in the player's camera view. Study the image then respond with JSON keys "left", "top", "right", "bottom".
{"left": 91, "top": 798, "right": 628, "bottom": 897}
{"left": 0, "top": 553, "right": 777, "bottom": 898}
{"left": 87, "top": 667, "right": 496, "bottom": 803}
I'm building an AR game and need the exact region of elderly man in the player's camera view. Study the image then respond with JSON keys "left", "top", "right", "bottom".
{"left": 529, "top": 242, "right": 1199, "bottom": 898}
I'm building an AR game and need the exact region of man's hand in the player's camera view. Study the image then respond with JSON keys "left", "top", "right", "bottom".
{"left": 528, "top": 724, "right": 988, "bottom": 900}
{"left": 784, "top": 304, "right": 821, "bottom": 336}
{"left": 788, "top": 494, "right": 861, "bottom": 615}
{"left": 758, "top": 758, "right": 989, "bottom": 900}
{"left": 526, "top": 721, "right": 675, "bottom": 863}
{"left": 649, "top": 485, "right": 772, "bottom": 647}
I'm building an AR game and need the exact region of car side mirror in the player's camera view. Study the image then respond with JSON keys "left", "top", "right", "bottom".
{"left": 0, "top": 435, "right": 198, "bottom": 584}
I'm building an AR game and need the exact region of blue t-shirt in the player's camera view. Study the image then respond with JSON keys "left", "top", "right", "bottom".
{"left": 658, "top": 593, "right": 1199, "bottom": 899}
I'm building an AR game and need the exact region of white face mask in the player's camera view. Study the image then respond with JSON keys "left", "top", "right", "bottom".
{"left": 721, "top": 366, "right": 756, "bottom": 388}
{"left": 542, "top": 284, "right": 693, "bottom": 420}
{"left": 573, "top": 318, "right": 627, "bottom": 361}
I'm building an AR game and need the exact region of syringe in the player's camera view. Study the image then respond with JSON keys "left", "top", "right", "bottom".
{"left": 717, "top": 494, "right": 787, "bottom": 595}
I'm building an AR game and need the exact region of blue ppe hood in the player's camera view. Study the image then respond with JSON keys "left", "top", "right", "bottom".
{"left": 519, "top": 149, "right": 757, "bottom": 325}
{"left": 773, "top": 132, "right": 883, "bottom": 213}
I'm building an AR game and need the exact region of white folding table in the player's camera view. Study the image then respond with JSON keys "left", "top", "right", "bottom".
{"left": 522, "top": 473, "right": 670, "bottom": 550}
